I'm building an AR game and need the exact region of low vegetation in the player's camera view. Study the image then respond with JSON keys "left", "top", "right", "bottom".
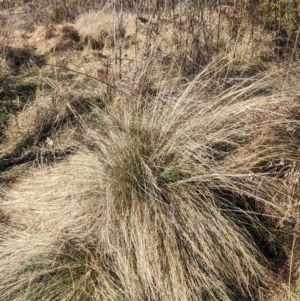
{"left": 0, "top": 1, "right": 300, "bottom": 300}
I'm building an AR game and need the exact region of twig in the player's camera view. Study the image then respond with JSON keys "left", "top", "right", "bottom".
{"left": 44, "top": 63, "right": 116, "bottom": 89}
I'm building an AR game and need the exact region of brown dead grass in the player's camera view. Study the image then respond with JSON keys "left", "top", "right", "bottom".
{"left": 75, "top": 11, "right": 135, "bottom": 52}
{"left": 29, "top": 23, "right": 82, "bottom": 53}
{"left": 0, "top": 2, "right": 300, "bottom": 301}
{"left": 1, "top": 46, "right": 33, "bottom": 70}
{"left": 0, "top": 64, "right": 300, "bottom": 300}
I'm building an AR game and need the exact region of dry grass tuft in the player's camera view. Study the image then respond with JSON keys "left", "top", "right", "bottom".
{"left": 1, "top": 2, "right": 300, "bottom": 300}
{"left": 75, "top": 10, "right": 134, "bottom": 52}
{"left": 29, "top": 23, "right": 82, "bottom": 53}
{"left": 1, "top": 46, "right": 34, "bottom": 71}
{"left": 1, "top": 68, "right": 300, "bottom": 300}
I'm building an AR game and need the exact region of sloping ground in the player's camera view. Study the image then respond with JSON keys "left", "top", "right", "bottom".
{"left": 0, "top": 2, "right": 300, "bottom": 301}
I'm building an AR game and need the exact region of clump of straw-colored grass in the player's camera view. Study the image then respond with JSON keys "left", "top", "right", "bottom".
{"left": 1, "top": 67, "right": 300, "bottom": 300}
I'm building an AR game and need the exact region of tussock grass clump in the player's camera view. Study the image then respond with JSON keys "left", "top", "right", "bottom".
{"left": 0, "top": 46, "right": 45, "bottom": 74}
{"left": 29, "top": 23, "right": 82, "bottom": 53}
{"left": 1, "top": 69, "right": 300, "bottom": 300}
{"left": 1, "top": 1, "right": 300, "bottom": 300}
{"left": 75, "top": 10, "right": 134, "bottom": 52}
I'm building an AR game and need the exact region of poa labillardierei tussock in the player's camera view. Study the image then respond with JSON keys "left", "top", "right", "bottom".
{"left": 1, "top": 61, "right": 300, "bottom": 300}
